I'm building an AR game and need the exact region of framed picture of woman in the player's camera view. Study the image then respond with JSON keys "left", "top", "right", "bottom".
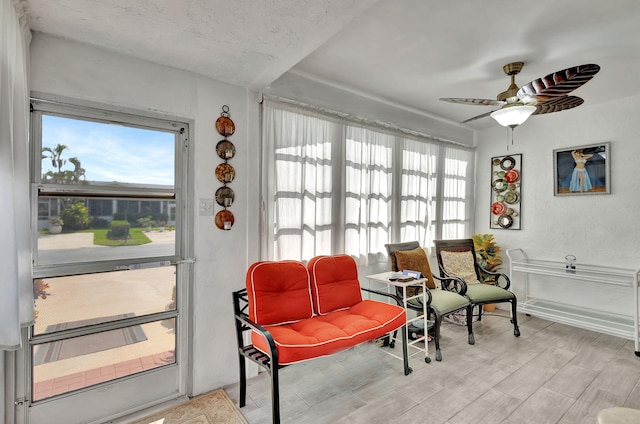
{"left": 553, "top": 142, "right": 610, "bottom": 196}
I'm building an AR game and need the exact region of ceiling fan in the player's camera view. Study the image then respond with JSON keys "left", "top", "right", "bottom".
{"left": 440, "top": 62, "right": 600, "bottom": 128}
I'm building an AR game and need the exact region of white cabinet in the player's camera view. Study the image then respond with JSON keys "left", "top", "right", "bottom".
{"left": 506, "top": 249, "right": 640, "bottom": 356}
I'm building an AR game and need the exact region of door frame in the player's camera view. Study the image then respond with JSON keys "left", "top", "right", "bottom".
{"left": 14, "top": 94, "right": 195, "bottom": 424}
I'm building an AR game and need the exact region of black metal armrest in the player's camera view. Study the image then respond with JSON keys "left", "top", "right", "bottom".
{"left": 477, "top": 265, "right": 511, "bottom": 290}
{"left": 233, "top": 289, "right": 279, "bottom": 367}
{"left": 433, "top": 274, "right": 467, "bottom": 296}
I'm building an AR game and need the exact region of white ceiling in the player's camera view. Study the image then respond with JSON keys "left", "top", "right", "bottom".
{"left": 26, "top": 0, "right": 640, "bottom": 129}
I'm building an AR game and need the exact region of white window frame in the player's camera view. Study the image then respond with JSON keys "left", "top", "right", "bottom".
{"left": 261, "top": 99, "right": 474, "bottom": 264}
{"left": 19, "top": 96, "right": 195, "bottom": 423}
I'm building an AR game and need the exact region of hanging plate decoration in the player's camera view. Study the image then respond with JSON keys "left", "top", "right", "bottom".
{"left": 215, "top": 116, "right": 235, "bottom": 137}
{"left": 492, "top": 202, "right": 506, "bottom": 215}
{"left": 215, "top": 209, "right": 235, "bottom": 230}
{"left": 215, "top": 186, "right": 235, "bottom": 207}
{"left": 216, "top": 140, "right": 236, "bottom": 160}
{"left": 500, "top": 156, "right": 516, "bottom": 170}
{"left": 492, "top": 178, "right": 508, "bottom": 192}
{"left": 215, "top": 105, "right": 235, "bottom": 136}
{"left": 215, "top": 163, "right": 235, "bottom": 183}
{"left": 504, "top": 190, "right": 520, "bottom": 204}
{"left": 497, "top": 214, "right": 514, "bottom": 228}
{"left": 504, "top": 169, "right": 520, "bottom": 183}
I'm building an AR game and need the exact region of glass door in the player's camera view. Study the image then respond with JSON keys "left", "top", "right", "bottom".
{"left": 22, "top": 99, "right": 192, "bottom": 424}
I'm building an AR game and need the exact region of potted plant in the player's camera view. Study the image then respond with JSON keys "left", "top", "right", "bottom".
{"left": 137, "top": 216, "right": 155, "bottom": 232}
{"left": 472, "top": 233, "right": 503, "bottom": 312}
{"left": 48, "top": 217, "right": 63, "bottom": 234}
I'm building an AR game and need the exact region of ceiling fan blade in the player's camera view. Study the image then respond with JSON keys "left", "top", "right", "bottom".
{"left": 517, "top": 64, "right": 600, "bottom": 102}
{"left": 440, "top": 97, "right": 505, "bottom": 106}
{"left": 533, "top": 96, "right": 584, "bottom": 115}
{"left": 461, "top": 110, "right": 496, "bottom": 123}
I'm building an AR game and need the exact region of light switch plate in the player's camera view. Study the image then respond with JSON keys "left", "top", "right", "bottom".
{"left": 198, "top": 198, "right": 214, "bottom": 216}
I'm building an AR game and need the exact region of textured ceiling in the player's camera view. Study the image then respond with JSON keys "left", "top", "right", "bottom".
{"left": 26, "top": 0, "right": 379, "bottom": 89}
{"left": 26, "top": 0, "right": 640, "bottom": 129}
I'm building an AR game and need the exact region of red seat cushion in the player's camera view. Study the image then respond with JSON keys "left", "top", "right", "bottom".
{"left": 246, "top": 261, "right": 313, "bottom": 325}
{"left": 307, "top": 255, "right": 363, "bottom": 315}
{"left": 252, "top": 299, "right": 406, "bottom": 364}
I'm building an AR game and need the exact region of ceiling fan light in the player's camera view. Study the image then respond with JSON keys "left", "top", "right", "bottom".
{"left": 490, "top": 105, "right": 537, "bottom": 128}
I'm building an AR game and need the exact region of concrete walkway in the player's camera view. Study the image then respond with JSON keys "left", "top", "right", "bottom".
{"left": 33, "top": 229, "right": 178, "bottom": 399}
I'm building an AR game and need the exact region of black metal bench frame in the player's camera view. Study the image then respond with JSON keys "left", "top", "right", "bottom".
{"left": 232, "top": 287, "right": 412, "bottom": 424}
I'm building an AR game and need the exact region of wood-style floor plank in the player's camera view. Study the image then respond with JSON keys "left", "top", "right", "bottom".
{"left": 226, "top": 311, "right": 640, "bottom": 423}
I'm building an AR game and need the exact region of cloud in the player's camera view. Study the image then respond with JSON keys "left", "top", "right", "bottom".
{"left": 42, "top": 116, "right": 175, "bottom": 185}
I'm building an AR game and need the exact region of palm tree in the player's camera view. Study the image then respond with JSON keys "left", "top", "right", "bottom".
{"left": 68, "top": 157, "right": 86, "bottom": 183}
{"left": 42, "top": 143, "right": 68, "bottom": 175}
{"left": 41, "top": 144, "right": 85, "bottom": 184}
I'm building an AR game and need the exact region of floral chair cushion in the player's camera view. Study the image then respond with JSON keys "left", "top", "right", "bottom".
{"left": 439, "top": 250, "right": 481, "bottom": 285}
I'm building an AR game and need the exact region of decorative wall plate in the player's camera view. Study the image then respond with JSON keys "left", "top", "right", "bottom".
{"left": 504, "top": 169, "right": 520, "bottom": 183}
{"left": 497, "top": 214, "right": 513, "bottom": 228}
{"left": 215, "top": 116, "right": 235, "bottom": 137}
{"left": 500, "top": 156, "right": 516, "bottom": 170}
{"left": 492, "top": 178, "right": 507, "bottom": 192}
{"left": 504, "top": 190, "right": 520, "bottom": 204}
{"left": 216, "top": 140, "right": 236, "bottom": 160}
{"left": 215, "top": 163, "right": 235, "bottom": 183}
{"left": 492, "top": 202, "right": 506, "bottom": 215}
{"left": 215, "top": 186, "right": 235, "bottom": 207}
{"left": 215, "top": 209, "right": 235, "bottom": 230}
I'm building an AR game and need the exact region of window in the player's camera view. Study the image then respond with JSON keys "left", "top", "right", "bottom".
{"left": 261, "top": 100, "right": 474, "bottom": 264}
{"left": 30, "top": 99, "right": 188, "bottom": 401}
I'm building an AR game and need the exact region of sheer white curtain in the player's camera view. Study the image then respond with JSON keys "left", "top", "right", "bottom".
{"left": 0, "top": 0, "right": 32, "bottom": 350}
{"left": 261, "top": 98, "right": 475, "bottom": 265}
{"left": 400, "top": 138, "right": 439, "bottom": 250}
{"left": 344, "top": 126, "right": 394, "bottom": 264}
{"left": 441, "top": 146, "right": 474, "bottom": 239}
{"left": 261, "top": 101, "right": 341, "bottom": 261}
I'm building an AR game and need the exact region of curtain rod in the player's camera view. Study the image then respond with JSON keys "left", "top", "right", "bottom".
{"left": 261, "top": 94, "right": 473, "bottom": 150}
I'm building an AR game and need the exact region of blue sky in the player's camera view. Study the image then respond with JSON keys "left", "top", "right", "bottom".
{"left": 41, "top": 115, "right": 175, "bottom": 186}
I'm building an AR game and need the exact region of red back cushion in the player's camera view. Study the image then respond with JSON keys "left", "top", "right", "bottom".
{"left": 307, "top": 255, "right": 363, "bottom": 315}
{"left": 246, "top": 261, "right": 313, "bottom": 325}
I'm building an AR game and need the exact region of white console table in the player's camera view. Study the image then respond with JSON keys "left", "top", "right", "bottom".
{"left": 506, "top": 249, "right": 640, "bottom": 356}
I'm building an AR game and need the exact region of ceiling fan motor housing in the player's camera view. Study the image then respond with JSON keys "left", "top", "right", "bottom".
{"left": 497, "top": 62, "right": 525, "bottom": 102}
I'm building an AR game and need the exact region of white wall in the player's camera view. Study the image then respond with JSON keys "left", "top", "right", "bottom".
{"left": 266, "top": 71, "right": 475, "bottom": 147}
{"left": 29, "top": 33, "right": 260, "bottom": 397}
{"left": 474, "top": 94, "right": 640, "bottom": 298}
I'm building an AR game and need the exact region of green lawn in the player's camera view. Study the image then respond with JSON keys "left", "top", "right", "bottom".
{"left": 88, "top": 228, "right": 152, "bottom": 246}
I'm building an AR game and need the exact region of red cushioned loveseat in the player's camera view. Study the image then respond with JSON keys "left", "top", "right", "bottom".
{"left": 233, "top": 255, "right": 411, "bottom": 424}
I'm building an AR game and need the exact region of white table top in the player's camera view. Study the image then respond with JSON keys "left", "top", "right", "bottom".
{"left": 366, "top": 271, "right": 427, "bottom": 287}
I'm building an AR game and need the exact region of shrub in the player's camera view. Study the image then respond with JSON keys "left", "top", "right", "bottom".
{"left": 137, "top": 216, "right": 156, "bottom": 229}
{"left": 90, "top": 217, "right": 110, "bottom": 229}
{"left": 112, "top": 211, "right": 169, "bottom": 227}
{"left": 61, "top": 201, "right": 90, "bottom": 230}
{"left": 107, "top": 220, "right": 131, "bottom": 240}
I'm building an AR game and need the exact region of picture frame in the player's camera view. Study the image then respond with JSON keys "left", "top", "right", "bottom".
{"left": 553, "top": 142, "right": 610, "bottom": 196}
{"left": 490, "top": 154, "right": 522, "bottom": 230}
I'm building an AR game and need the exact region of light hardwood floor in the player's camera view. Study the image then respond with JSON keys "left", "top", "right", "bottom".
{"left": 224, "top": 310, "right": 640, "bottom": 424}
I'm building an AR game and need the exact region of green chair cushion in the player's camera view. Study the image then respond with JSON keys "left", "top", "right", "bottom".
{"left": 406, "top": 289, "right": 469, "bottom": 315}
{"left": 430, "top": 289, "right": 470, "bottom": 315}
{"left": 465, "top": 283, "right": 515, "bottom": 303}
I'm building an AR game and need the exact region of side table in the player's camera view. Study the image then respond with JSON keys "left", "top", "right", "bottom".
{"left": 366, "top": 271, "right": 432, "bottom": 363}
